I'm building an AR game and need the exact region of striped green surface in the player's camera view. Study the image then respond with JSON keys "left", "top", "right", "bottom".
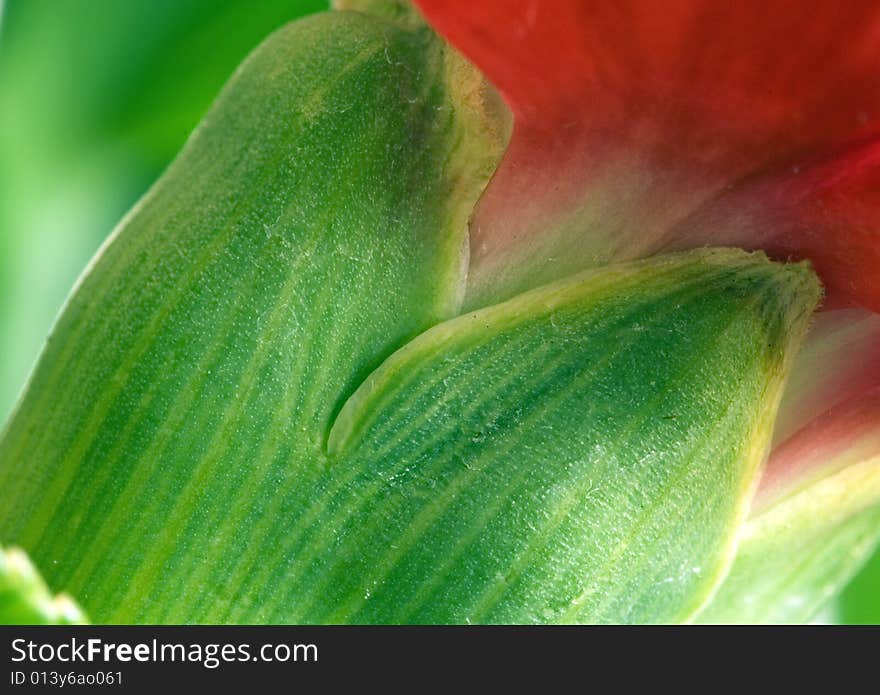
{"left": 0, "top": 9, "right": 502, "bottom": 623}
{"left": 308, "top": 250, "right": 819, "bottom": 623}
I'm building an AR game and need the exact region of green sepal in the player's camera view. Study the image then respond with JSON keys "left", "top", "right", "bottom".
{"left": 306, "top": 249, "right": 818, "bottom": 623}
{"left": 0, "top": 8, "right": 503, "bottom": 623}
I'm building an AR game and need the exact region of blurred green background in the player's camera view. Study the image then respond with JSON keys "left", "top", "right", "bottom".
{"left": 0, "top": 0, "right": 326, "bottom": 423}
{"left": 0, "top": 0, "right": 876, "bottom": 624}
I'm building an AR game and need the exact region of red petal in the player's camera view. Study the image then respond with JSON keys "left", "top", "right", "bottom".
{"left": 416, "top": 1, "right": 880, "bottom": 307}
{"left": 671, "top": 139, "right": 880, "bottom": 313}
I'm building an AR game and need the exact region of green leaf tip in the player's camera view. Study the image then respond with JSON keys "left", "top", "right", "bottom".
{"left": 0, "top": 546, "right": 87, "bottom": 625}
{"left": 314, "top": 248, "right": 819, "bottom": 623}
{"left": 333, "top": 0, "right": 512, "bottom": 180}
{"left": 330, "top": 248, "right": 820, "bottom": 456}
{"left": 334, "top": 0, "right": 423, "bottom": 27}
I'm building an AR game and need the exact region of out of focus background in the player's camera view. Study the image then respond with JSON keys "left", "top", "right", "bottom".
{"left": 0, "top": 0, "right": 876, "bottom": 623}
{"left": 0, "top": 0, "right": 325, "bottom": 420}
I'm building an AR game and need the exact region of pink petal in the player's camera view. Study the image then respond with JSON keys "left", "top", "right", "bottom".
{"left": 758, "top": 308, "right": 880, "bottom": 501}
{"left": 757, "top": 386, "right": 880, "bottom": 511}
{"left": 773, "top": 309, "right": 880, "bottom": 447}
{"left": 415, "top": 1, "right": 880, "bottom": 308}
